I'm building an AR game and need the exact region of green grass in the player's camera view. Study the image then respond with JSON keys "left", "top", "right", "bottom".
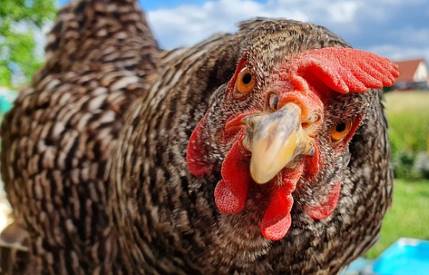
{"left": 370, "top": 92, "right": 429, "bottom": 259}
{"left": 365, "top": 179, "right": 429, "bottom": 259}
{"left": 385, "top": 91, "right": 429, "bottom": 154}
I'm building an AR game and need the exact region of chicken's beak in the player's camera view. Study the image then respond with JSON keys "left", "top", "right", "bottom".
{"left": 243, "top": 103, "right": 314, "bottom": 184}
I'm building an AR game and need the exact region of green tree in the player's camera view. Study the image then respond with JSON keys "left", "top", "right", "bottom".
{"left": 0, "top": 0, "right": 56, "bottom": 87}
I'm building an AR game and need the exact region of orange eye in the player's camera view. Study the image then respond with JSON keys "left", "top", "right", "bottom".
{"left": 331, "top": 120, "right": 353, "bottom": 142}
{"left": 234, "top": 67, "right": 255, "bottom": 98}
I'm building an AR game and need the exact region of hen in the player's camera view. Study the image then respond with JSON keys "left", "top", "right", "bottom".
{"left": 0, "top": 0, "right": 399, "bottom": 274}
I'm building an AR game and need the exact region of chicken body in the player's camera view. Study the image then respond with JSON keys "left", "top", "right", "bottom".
{"left": 1, "top": 0, "right": 395, "bottom": 274}
{"left": 1, "top": 0, "right": 159, "bottom": 273}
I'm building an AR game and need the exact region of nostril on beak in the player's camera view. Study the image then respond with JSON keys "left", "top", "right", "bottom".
{"left": 301, "top": 113, "right": 322, "bottom": 138}
{"left": 301, "top": 122, "right": 311, "bottom": 129}
{"left": 267, "top": 92, "right": 280, "bottom": 111}
{"left": 301, "top": 113, "right": 321, "bottom": 129}
{"left": 264, "top": 91, "right": 323, "bottom": 137}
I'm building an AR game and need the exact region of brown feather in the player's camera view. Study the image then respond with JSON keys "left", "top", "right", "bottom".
{"left": 0, "top": 1, "right": 393, "bottom": 274}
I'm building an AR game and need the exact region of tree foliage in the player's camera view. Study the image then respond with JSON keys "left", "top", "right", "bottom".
{"left": 0, "top": 0, "right": 56, "bottom": 87}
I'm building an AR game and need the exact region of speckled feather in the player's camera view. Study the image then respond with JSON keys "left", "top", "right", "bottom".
{"left": 110, "top": 19, "right": 393, "bottom": 275}
{"left": 1, "top": 0, "right": 159, "bottom": 273}
{"left": 1, "top": 0, "right": 393, "bottom": 274}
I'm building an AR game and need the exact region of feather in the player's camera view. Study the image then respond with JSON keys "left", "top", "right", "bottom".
{"left": 0, "top": 2, "right": 398, "bottom": 274}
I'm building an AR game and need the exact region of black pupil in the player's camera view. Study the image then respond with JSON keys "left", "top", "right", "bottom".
{"left": 242, "top": 73, "right": 252, "bottom": 84}
{"left": 336, "top": 122, "right": 347, "bottom": 132}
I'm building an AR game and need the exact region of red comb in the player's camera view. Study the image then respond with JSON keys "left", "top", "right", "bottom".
{"left": 290, "top": 47, "right": 399, "bottom": 94}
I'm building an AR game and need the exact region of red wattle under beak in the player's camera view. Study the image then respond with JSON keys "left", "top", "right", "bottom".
{"left": 214, "top": 131, "right": 250, "bottom": 214}
{"left": 260, "top": 189, "right": 293, "bottom": 241}
{"left": 259, "top": 164, "right": 303, "bottom": 240}
{"left": 214, "top": 130, "right": 306, "bottom": 240}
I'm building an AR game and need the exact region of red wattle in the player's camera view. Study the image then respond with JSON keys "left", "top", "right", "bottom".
{"left": 304, "top": 181, "right": 342, "bottom": 220}
{"left": 260, "top": 186, "right": 294, "bottom": 241}
{"left": 260, "top": 165, "right": 303, "bottom": 241}
{"left": 214, "top": 132, "right": 250, "bottom": 214}
{"left": 279, "top": 163, "right": 304, "bottom": 193}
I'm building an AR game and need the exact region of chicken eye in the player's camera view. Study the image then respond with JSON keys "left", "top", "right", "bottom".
{"left": 331, "top": 120, "right": 353, "bottom": 142}
{"left": 234, "top": 67, "right": 255, "bottom": 98}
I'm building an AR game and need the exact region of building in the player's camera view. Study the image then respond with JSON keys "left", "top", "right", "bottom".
{"left": 394, "top": 58, "right": 429, "bottom": 90}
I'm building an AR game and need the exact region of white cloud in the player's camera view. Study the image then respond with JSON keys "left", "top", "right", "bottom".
{"left": 370, "top": 44, "right": 429, "bottom": 62}
{"left": 272, "top": 0, "right": 362, "bottom": 24}
{"left": 370, "top": 26, "right": 429, "bottom": 61}
{"left": 392, "top": 27, "right": 429, "bottom": 46}
{"left": 146, "top": 0, "right": 400, "bottom": 49}
{"left": 327, "top": 1, "right": 361, "bottom": 23}
{"left": 147, "top": 0, "right": 313, "bottom": 49}
{"left": 146, "top": 0, "right": 429, "bottom": 63}
{"left": 28, "top": 0, "right": 428, "bottom": 65}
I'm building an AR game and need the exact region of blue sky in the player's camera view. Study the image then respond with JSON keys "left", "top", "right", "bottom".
{"left": 56, "top": 0, "right": 429, "bottom": 61}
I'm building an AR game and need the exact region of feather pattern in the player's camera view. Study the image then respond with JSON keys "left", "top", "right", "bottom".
{"left": 0, "top": 1, "right": 394, "bottom": 274}
{"left": 1, "top": 0, "right": 159, "bottom": 273}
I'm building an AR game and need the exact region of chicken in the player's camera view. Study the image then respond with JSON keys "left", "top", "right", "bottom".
{"left": 0, "top": 0, "right": 399, "bottom": 274}
{"left": 109, "top": 21, "right": 398, "bottom": 273}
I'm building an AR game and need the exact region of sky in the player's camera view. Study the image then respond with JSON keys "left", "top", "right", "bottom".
{"left": 55, "top": 0, "right": 429, "bottom": 62}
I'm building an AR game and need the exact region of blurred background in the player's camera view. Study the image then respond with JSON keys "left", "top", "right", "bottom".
{"left": 0, "top": 0, "right": 428, "bottom": 270}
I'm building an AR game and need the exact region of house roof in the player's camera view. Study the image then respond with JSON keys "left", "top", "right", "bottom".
{"left": 395, "top": 58, "right": 426, "bottom": 82}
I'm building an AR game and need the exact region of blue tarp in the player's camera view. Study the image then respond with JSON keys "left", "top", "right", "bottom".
{"left": 0, "top": 89, "right": 16, "bottom": 114}
{"left": 373, "top": 238, "right": 429, "bottom": 275}
{"left": 0, "top": 96, "right": 13, "bottom": 113}
{"left": 342, "top": 238, "right": 429, "bottom": 275}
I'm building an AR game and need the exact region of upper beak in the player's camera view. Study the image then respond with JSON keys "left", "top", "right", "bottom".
{"left": 243, "top": 103, "right": 314, "bottom": 184}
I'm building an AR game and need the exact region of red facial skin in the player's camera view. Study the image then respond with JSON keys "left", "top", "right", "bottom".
{"left": 187, "top": 117, "right": 214, "bottom": 177}
{"left": 304, "top": 181, "right": 342, "bottom": 221}
{"left": 186, "top": 47, "right": 399, "bottom": 241}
